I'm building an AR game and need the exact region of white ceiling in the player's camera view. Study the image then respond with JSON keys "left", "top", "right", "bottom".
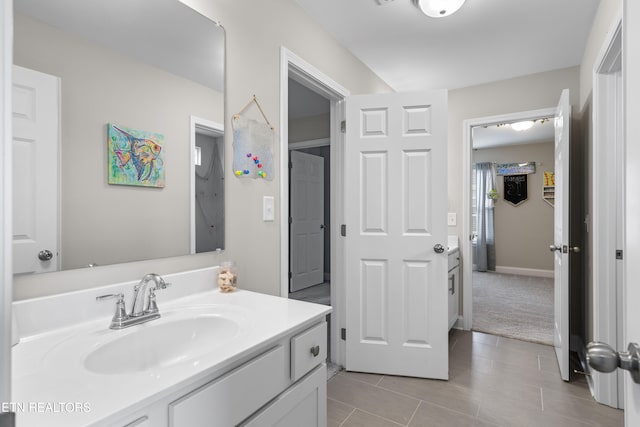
{"left": 472, "top": 118, "right": 555, "bottom": 150}
{"left": 15, "top": 0, "right": 225, "bottom": 93}
{"left": 294, "top": 0, "right": 600, "bottom": 92}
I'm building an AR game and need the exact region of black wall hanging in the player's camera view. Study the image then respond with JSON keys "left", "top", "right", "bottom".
{"left": 504, "top": 174, "right": 528, "bottom": 206}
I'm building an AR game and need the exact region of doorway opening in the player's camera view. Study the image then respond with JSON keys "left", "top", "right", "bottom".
{"left": 469, "top": 117, "right": 555, "bottom": 345}
{"left": 190, "top": 116, "right": 224, "bottom": 254}
{"left": 279, "top": 48, "right": 349, "bottom": 373}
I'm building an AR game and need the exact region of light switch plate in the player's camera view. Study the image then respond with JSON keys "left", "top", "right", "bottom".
{"left": 263, "top": 196, "right": 275, "bottom": 221}
{"left": 447, "top": 213, "right": 457, "bottom": 226}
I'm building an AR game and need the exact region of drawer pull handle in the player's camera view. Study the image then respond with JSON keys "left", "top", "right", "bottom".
{"left": 310, "top": 345, "right": 320, "bottom": 357}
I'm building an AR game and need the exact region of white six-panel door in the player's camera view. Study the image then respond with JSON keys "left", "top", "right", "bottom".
{"left": 12, "top": 65, "right": 60, "bottom": 274}
{"left": 345, "top": 91, "right": 448, "bottom": 379}
{"left": 553, "top": 88, "right": 571, "bottom": 381}
{"left": 290, "top": 150, "right": 325, "bottom": 292}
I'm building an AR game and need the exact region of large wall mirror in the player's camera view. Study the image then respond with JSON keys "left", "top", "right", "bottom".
{"left": 12, "top": 0, "right": 225, "bottom": 275}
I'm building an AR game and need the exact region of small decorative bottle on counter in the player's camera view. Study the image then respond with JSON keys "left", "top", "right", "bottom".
{"left": 218, "top": 261, "right": 237, "bottom": 292}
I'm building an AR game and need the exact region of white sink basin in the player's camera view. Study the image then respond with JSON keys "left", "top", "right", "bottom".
{"left": 84, "top": 315, "right": 240, "bottom": 374}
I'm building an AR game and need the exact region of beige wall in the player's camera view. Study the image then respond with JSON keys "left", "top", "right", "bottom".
{"left": 14, "top": 0, "right": 392, "bottom": 300}
{"left": 288, "top": 113, "right": 330, "bottom": 143}
{"left": 447, "top": 66, "right": 580, "bottom": 241}
{"left": 13, "top": 14, "right": 224, "bottom": 271}
{"left": 473, "top": 142, "right": 555, "bottom": 271}
{"left": 579, "top": 0, "right": 622, "bottom": 109}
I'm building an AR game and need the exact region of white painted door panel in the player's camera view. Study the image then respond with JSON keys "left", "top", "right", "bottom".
{"left": 624, "top": 0, "right": 640, "bottom": 422}
{"left": 290, "top": 150, "right": 324, "bottom": 292}
{"left": 553, "top": 88, "right": 570, "bottom": 381}
{"left": 345, "top": 91, "right": 448, "bottom": 379}
{"left": 12, "top": 65, "right": 60, "bottom": 274}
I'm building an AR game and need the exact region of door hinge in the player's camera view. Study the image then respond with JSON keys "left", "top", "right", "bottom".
{"left": 288, "top": 161, "right": 293, "bottom": 169}
{"left": 341, "top": 120, "right": 346, "bottom": 133}
{"left": 616, "top": 249, "right": 623, "bottom": 260}
{"left": 289, "top": 271, "right": 292, "bottom": 279}
{"left": 341, "top": 328, "right": 346, "bottom": 340}
{"left": 288, "top": 217, "right": 293, "bottom": 225}
{"left": 340, "top": 224, "right": 346, "bottom": 237}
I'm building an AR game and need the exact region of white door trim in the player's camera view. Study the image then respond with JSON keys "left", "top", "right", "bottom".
{"left": 591, "top": 13, "right": 623, "bottom": 408}
{"left": 189, "top": 116, "right": 224, "bottom": 254}
{"left": 279, "top": 47, "right": 349, "bottom": 366}
{"left": 461, "top": 107, "right": 556, "bottom": 331}
{"left": 0, "top": 0, "right": 12, "bottom": 409}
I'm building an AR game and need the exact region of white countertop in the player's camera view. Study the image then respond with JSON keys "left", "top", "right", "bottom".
{"left": 448, "top": 235, "right": 459, "bottom": 254}
{"left": 11, "top": 268, "right": 330, "bottom": 426}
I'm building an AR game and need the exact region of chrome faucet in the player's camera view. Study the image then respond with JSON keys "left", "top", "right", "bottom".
{"left": 131, "top": 273, "right": 170, "bottom": 317}
{"left": 97, "top": 273, "right": 171, "bottom": 329}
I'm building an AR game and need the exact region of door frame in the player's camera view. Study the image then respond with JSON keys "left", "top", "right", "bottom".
{"left": 0, "top": 0, "right": 13, "bottom": 417}
{"left": 461, "top": 107, "right": 556, "bottom": 331}
{"left": 591, "top": 13, "right": 623, "bottom": 408}
{"left": 279, "top": 47, "right": 349, "bottom": 366}
{"left": 189, "top": 116, "right": 224, "bottom": 254}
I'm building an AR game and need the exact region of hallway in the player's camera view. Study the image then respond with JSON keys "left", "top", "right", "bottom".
{"left": 327, "top": 330, "right": 623, "bottom": 426}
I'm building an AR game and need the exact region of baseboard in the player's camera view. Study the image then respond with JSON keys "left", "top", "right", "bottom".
{"left": 494, "top": 266, "right": 554, "bottom": 278}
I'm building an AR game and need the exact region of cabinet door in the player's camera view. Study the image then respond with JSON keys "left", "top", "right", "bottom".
{"left": 241, "top": 364, "right": 327, "bottom": 427}
{"left": 448, "top": 267, "right": 459, "bottom": 330}
{"left": 170, "top": 345, "right": 288, "bottom": 427}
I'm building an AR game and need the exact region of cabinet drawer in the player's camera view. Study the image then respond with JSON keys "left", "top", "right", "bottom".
{"left": 291, "top": 322, "right": 327, "bottom": 382}
{"left": 169, "top": 345, "right": 288, "bottom": 427}
{"left": 448, "top": 251, "right": 460, "bottom": 271}
{"left": 240, "top": 364, "right": 327, "bottom": 427}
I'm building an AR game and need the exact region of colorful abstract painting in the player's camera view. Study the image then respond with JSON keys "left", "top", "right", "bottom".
{"left": 108, "top": 123, "right": 165, "bottom": 187}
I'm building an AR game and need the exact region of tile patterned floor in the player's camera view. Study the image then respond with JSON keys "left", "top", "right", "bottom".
{"left": 328, "top": 329, "right": 624, "bottom": 427}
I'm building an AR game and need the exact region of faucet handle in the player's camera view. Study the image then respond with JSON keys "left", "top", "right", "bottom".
{"left": 96, "top": 293, "right": 124, "bottom": 302}
{"left": 96, "top": 293, "right": 128, "bottom": 326}
{"left": 146, "top": 282, "right": 170, "bottom": 314}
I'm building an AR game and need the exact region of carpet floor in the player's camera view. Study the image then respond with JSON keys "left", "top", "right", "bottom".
{"left": 472, "top": 271, "right": 554, "bottom": 345}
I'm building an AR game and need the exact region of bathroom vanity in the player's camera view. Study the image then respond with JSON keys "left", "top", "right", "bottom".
{"left": 11, "top": 267, "right": 331, "bottom": 426}
{"left": 447, "top": 236, "right": 460, "bottom": 330}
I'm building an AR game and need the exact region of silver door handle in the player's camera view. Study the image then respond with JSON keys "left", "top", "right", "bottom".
{"left": 38, "top": 250, "right": 53, "bottom": 261}
{"left": 587, "top": 341, "right": 640, "bottom": 384}
{"left": 569, "top": 246, "right": 581, "bottom": 253}
{"left": 434, "top": 244, "right": 445, "bottom": 254}
{"left": 549, "top": 245, "right": 561, "bottom": 252}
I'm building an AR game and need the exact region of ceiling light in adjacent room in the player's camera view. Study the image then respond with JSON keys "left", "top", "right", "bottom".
{"left": 510, "top": 121, "right": 534, "bottom": 131}
{"left": 414, "top": 0, "right": 466, "bottom": 18}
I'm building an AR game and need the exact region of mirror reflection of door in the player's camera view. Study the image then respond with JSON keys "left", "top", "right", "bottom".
{"left": 290, "top": 150, "right": 325, "bottom": 292}
{"left": 12, "top": 65, "right": 60, "bottom": 274}
{"left": 194, "top": 123, "right": 224, "bottom": 253}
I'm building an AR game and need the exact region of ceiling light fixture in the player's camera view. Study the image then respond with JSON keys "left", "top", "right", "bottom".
{"left": 414, "top": 0, "right": 466, "bottom": 18}
{"left": 510, "top": 121, "right": 535, "bottom": 131}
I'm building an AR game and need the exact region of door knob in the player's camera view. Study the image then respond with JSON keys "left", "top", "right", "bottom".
{"left": 569, "top": 246, "right": 581, "bottom": 253}
{"left": 38, "top": 250, "right": 53, "bottom": 261}
{"left": 587, "top": 341, "right": 640, "bottom": 384}
{"left": 549, "top": 245, "right": 561, "bottom": 252}
{"left": 434, "top": 244, "right": 445, "bottom": 254}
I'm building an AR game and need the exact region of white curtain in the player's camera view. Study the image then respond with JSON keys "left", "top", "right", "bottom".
{"left": 474, "top": 162, "right": 496, "bottom": 272}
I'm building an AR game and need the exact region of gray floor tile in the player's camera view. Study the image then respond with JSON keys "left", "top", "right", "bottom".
{"left": 327, "top": 330, "right": 623, "bottom": 427}
{"left": 328, "top": 374, "right": 420, "bottom": 425}
{"left": 327, "top": 397, "right": 354, "bottom": 427}
{"left": 341, "top": 409, "right": 404, "bottom": 427}
{"left": 409, "top": 401, "right": 499, "bottom": 427}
